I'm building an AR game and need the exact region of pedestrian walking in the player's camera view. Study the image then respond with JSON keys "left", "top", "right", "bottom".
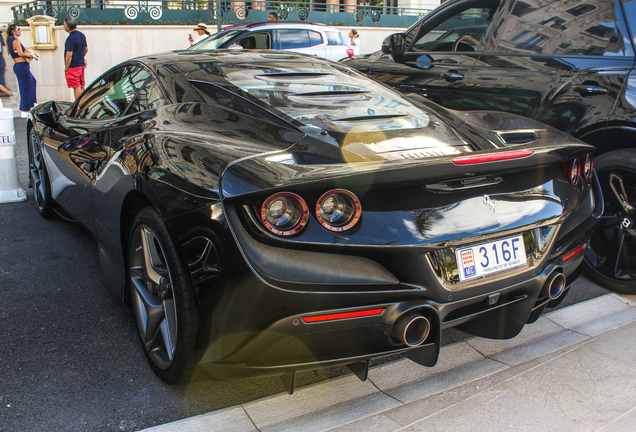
{"left": 348, "top": 29, "right": 360, "bottom": 56}
{"left": 63, "top": 18, "right": 87, "bottom": 100}
{"left": 6, "top": 24, "right": 36, "bottom": 117}
{"left": 268, "top": 12, "right": 278, "bottom": 21}
{"left": 0, "top": 25, "right": 13, "bottom": 98}
{"left": 189, "top": 23, "right": 210, "bottom": 46}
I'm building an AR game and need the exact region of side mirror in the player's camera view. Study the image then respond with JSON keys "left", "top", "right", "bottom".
{"left": 381, "top": 33, "right": 407, "bottom": 56}
{"left": 34, "top": 101, "right": 60, "bottom": 125}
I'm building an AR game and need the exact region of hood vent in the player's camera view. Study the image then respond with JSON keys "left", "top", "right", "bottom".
{"left": 289, "top": 90, "right": 370, "bottom": 97}
{"left": 497, "top": 130, "right": 537, "bottom": 145}
{"left": 332, "top": 114, "right": 409, "bottom": 122}
{"left": 255, "top": 72, "right": 334, "bottom": 80}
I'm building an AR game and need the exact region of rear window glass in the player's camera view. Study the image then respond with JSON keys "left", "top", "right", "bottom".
{"left": 279, "top": 30, "right": 311, "bottom": 49}
{"left": 309, "top": 31, "right": 323, "bottom": 47}
{"left": 326, "top": 32, "right": 346, "bottom": 46}
{"left": 201, "top": 60, "right": 442, "bottom": 135}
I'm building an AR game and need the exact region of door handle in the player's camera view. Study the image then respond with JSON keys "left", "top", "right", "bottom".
{"left": 573, "top": 84, "right": 608, "bottom": 96}
{"left": 441, "top": 71, "right": 464, "bottom": 81}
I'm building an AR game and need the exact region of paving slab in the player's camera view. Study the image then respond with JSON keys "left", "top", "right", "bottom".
{"left": 243, "top": 374, "right": 400, "bottom": 432}
{"left": 465, "top": 316, "right": 589, "bottom": 366}
{"left": 502, "top": 347, "right": 636, "bottom": 431}
{"left": 584, "top": 320, "right": 636, "bottom": 371}
{"left": 142, "top": 406, "right": 258, "bottom": 432}
{"left": 546, "top": 294, "right": 636, "bottom": 337}
{"left": 379, "top": 356, "right": 547, "bottom": 428}
{"left": 465, "top": 316, "right": 564, "bottom": 357}
{"left": 368, "top": 342, "right": 508, "bottom": 404}
{"left": 403, "top": 387, "right": 582, "bottom": 432}
{"left": 598, "top": 407, "right": 636, "bottom": 432}
{"left": 611, "top": 293, "right": 636, "bottom": 308}
{"left": 325, "top": 414, "right": 401, "bottom": 432}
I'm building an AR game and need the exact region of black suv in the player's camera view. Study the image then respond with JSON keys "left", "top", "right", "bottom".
{"left": 342, "top": 0, "right": 636, "bottom": 292}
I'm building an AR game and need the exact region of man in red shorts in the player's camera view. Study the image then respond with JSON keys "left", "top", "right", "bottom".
{"left": 63, "top": 18, "right": 88, "bottom": 99}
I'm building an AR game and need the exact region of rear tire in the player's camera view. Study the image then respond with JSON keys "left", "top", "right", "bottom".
{"left": 127, "top": 207, "right": 197, "bottom": 384}
{"left": 583, "top": 149, "right": 636, "bottom": 293}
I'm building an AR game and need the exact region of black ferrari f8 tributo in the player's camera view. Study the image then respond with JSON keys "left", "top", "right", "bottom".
{"left": 27, "top": 50, "right": 601, "bottom": 391}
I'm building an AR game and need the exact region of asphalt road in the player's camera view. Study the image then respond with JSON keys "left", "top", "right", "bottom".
{"left": 0, "top": 118, "right": 611, "bottom": 432}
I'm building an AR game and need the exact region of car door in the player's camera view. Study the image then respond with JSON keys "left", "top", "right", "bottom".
{"left": 276, "top": 29, "right": 327, "bottom": 58}
{"left": 463, "top": 0, "right": 634, "bottom": 137}
{"left": 368, "top": 0, "right": 504, "bottom": 110}
{"left": 92, "top": 69, "right": 166, "bottom": 254}
{"left": 45, "top": 67, "right": 133, "bottom": 227}
{"left": 606, "top": 0, "right": 636, "bottom": 133}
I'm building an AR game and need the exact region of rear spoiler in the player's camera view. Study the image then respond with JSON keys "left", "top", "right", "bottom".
{"left": 220, "top": 140, "right": 594, "bottom": 199}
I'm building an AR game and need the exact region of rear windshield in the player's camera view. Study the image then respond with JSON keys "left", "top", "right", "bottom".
{"left": 191, "top": 57, "right": 452, "bottom": 137}
{"left": 190, "top": 30, "right": 244, "bottom": 50}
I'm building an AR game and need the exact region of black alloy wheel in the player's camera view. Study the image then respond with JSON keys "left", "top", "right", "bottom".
{"left": 584, "top": 149, "right": 636, "bottom": 293}
{"left": 128, "top": 207, "right": 197, "bottom": 384}
{"left": 28, "top": 130, "right": 55, "bottom": 218}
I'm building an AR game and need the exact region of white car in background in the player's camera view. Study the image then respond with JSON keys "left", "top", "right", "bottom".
{"left": 189, "top": 22, "right": 353, "bottom": 61}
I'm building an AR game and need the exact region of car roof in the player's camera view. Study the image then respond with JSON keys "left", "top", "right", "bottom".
{"left": 224, "top": 22, "right": 339, "bottom": 33}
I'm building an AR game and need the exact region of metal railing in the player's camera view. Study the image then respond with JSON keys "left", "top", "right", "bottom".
{"left": 12, "top": 0, "right": 431, "bottom": 27}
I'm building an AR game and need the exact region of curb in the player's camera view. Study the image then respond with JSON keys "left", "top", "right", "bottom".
{"left": 141, "top": 293, "right": 636, "bottom": 432}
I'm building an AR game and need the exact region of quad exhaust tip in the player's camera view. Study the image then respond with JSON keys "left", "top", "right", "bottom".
{"left": 395, "top": 311, "right": 431, "bottom": 347}
{"left": 545, "top": 272, "right": 566, "bottom": 300}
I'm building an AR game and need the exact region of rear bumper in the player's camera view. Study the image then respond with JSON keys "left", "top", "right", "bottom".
{"left": 200, "top": 251, "right": 589, "bottom": 380}
{"left": 198, "top": 175, "right": 601, "bottom": 380}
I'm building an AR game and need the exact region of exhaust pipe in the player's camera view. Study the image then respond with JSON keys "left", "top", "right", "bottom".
{"left": 543, "top": 272, "right": 566, "bottom": 300}
{"left": 394, "top": 311, "right": 431, "bottom": 347}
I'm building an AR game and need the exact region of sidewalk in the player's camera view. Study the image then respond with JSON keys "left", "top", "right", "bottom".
{"left": 143, "top": 293, "right": 636, "bottom": 432}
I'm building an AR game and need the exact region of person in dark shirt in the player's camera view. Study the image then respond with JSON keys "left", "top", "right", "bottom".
{"left": 63, "top": 18, "right": 88, "bottom": 99}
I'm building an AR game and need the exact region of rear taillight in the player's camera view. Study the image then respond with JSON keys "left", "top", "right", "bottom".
{"left": 565, "top": 158, "right": 580, "bottom": 186}
{"left": 346, "top": 48, "right": 354, "bottom": 57}
{"left": 451, "top": 150, "right": 534, "bottom": 165}
{"left": 582, "top": 154, "right": 594, "bottom": 182}
{"left": 315, "top": 189, "right": 362, "bottom": 232}
{"left": 260, "top": 192, "right": 309, "bottom": 236}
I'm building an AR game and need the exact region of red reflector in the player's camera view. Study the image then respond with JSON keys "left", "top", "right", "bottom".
{"left": 452, "top": 150, "right": 534, "bottom": 165}
{"left": 303, "top": 308, "right": 384, "bottom": 323}
{"left": 563, "top": 244, "right": 586, "bottom": 262}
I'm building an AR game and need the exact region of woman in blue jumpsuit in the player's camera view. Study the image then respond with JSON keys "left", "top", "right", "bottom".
{"left": 7, "top": 24, "right": 36, "bottom": 115}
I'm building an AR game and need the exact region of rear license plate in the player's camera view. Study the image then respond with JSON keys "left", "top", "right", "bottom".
{"left": 456, "top": 235, "right": 527, "bottom": 282}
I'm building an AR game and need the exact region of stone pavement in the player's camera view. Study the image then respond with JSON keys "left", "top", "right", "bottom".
{"left": 144, "top": 293, "right": 636, "bottom": 432}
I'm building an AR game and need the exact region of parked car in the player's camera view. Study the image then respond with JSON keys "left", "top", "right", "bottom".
{"left": 27, "top": 50, "right": 600, "bottom": 389}
{"left": 188, "top": 22, "right": 352, "bottom": 61}
{"left": 341, "top": 0, "right": 636, "bottom": 293}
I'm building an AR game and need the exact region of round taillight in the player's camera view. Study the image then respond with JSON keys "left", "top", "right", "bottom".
{"left": 567, "top": 158, "right": 580, "bottom": 186}
{"left": 583, "top": 154, "right": 594, "bottom": 182}
{"left": 260, "top": 192, "right": 309, "bottom": 236}
{"left": 315, "top": 189, "right": 362, "bottom": 232}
